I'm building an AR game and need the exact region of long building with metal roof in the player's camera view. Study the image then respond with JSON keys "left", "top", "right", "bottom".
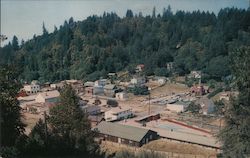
{"left": 93, "top": 121, "right": 158, "bottom": 147}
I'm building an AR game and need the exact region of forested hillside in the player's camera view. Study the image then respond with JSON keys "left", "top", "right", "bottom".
{"left": 0, "top": 7, "right": 249, "bottom": 83}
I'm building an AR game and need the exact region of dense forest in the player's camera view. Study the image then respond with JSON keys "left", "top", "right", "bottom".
{"left": 0, "top": 6, "right": 250, "bottom": 83}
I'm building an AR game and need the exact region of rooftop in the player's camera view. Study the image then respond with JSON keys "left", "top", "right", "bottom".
{"left": 108, "top": 107, "right": 131, "bottom": 114}
{"left": 93, "top": 121, "right": 152, "bottom": 142}
{"left": 104, "top": 84, "right": 116, "bottom": 90}
{"left": 18, "top": 94, "right": 37, "bottom": 101}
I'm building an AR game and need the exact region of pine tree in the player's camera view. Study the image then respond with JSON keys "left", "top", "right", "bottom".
{"left": 12, "top": 36, "right": 19, "bottom": 51}
{"left": 219, "top": 46, "right": 250, "bottom": 157}
{"left": 42, "top": 22, "right": 48, "bottom": 35}
{"left": 0, "top": 65, "right": 25, "bottom": 147}
{"left": 48, "top": 84, "right": 99, "bottom": 156}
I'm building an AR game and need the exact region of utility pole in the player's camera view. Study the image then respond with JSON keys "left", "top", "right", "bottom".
{"left": 148, "top": 87, "right": 151, "bottom": 115}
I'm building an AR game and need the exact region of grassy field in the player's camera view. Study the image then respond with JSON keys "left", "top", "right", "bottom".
{"left": 143, "top": 139, "right": 218, "bottom": 157}
{"left": 100, "top": 139, "right": 218, "bottom": 158}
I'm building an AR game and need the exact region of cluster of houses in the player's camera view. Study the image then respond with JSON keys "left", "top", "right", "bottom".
{"left": 165, "top": 96, "right": 215, "bottom": 115}
{"left": 17, "top": 67, "right": 221, "bottom": 149}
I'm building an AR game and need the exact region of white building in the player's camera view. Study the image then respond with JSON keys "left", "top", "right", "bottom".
{"left": 115, "top": 92, "right": 128, "bottom": 101}
{"left": 35, "top": 90, "right": 60, "bottom": 103}
{"left": 105, "top": 107, "right": 133, "bottom": 122}
{"left": 154, "top": 76, "right": 167, "bottom": 86}
{"left": 190, "top": 71, "right": 201, "bottom": 79}
{"left": 23, "top": 83, "right": 40, "bottom": 94}
{"left": 166, "top": 101, "right": 189, "bottom": 113}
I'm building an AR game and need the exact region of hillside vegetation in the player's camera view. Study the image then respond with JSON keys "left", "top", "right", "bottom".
{"left": 0, "top": 7, "right": 250, "bottom": 83}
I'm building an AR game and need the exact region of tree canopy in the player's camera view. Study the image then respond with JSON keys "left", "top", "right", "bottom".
{"left": 219, "top": 46, "right": 250, "bottom": 157}
{"left": 0, "top": 7, "right": 249, "bottom": 83}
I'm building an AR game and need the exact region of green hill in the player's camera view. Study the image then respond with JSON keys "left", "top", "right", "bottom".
{"left": 0, "top": 7, "right": 249, "bottom": 83}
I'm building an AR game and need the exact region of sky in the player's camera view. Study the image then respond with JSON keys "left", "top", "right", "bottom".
{"left": 1, "top": 0, "right": 249, "bottom": 46}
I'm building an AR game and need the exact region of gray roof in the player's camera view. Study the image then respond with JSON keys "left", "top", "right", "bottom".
{"left": 93, "top": 121, "right": 151, "bottom": 142}
{"left": 104, "top": 84, "right": 116, "bottom": 90}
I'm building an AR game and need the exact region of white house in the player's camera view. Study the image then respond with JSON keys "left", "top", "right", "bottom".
{"left": 190, "top": 71, "right": 202, "bottom": 79}
{"left": 166, "top": 101, "right": 189, "bottom": 113}
{"left": 116, "top": 92, "right": 128, "bottom": 101}
{"left": 154, "top": 76, "right": 167, "bottom": 85}
{"left": 105, "top": 107, "right": 133, "bottom": 122}
{"left": 35, "top": 90, "right": 60, "bottom": 103}
{"left": 23, "top": 83, "right": 40, "bottom": 94}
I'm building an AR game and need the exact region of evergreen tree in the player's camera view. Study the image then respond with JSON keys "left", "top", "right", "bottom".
{"left": 219, "top": 46, "right": 250, "bottom": 157}
{"left": 12, "top": 36, "right": 19, "bottom": 51}
{"left": 0, "top": 65, "right": 25, "bottom": 158}
{"left": 0, "top": 65, "right": 25, "bottom": 147}
{"left": 48, "top": 84, "right": 99, "bottom": 156}
{"left": 42, "top": 22, "right": 48, "bottom": 35}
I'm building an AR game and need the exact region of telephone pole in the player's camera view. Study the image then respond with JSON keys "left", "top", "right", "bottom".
{"left": 148, "top": 87, "right": 151, "bottom": 115}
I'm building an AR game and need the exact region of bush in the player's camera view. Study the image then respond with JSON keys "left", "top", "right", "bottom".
{"left": 208, "top": 87, "right": 223, "bottom": 99}
{"left": 133, "top": 86, "right": 149, "bottom": 95}
{"left": 107, "top": 99, "right": 118, "bottom": 107}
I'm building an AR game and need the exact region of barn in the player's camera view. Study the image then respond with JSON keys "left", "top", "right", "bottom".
{"left": 93, "top": 121, "right": 158, "bottom": 147}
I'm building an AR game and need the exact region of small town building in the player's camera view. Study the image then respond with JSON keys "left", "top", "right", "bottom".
{"left": 50, "top": 84, "right": 57, "bottom": 89}
{"left": 153, "top": 76, "right": 167, "bottom": 86}
{"left": 104, "top": 84, "right": 117, "bottom": 97}
{"left": 84, "top": 81, "right": 95, "bottom": 87}
{"left": 50, "top": 82, "right": 64, "bottom": 90}
{"left": 93, "top": 86, "right": 104, "bottom": 95}
{"left": 23, "top": 83, "right": 40, "bottom": 94}
{"left": 189, "top": 71, "right": 202, "bottom": 79}
{"left": 131, "top": 77, "right": 146, "bottom": 86}
{"left": 135, "top": 113, "right": 160, "bottom": 123}
{"left": 93, "top": 121, "right": 158, "bottom": 147}
{"left": 108, "top": 72, "right": 117, "bottom": 78}
{"left": 115, "top": 92, "right": 128, "bottom": 101}
{"left": 35, "top": 90, "right": 60, "bottom": 103}
{"left": 166, "top": 101, "right": 189, "bottom": 113}
{"left": 196, "top": 97, "right": 215, "bottom": 115}
{"left": 81, "top": 105, "right": 101, "bottom": 115}
{"left": 135, "top": 64, "right": 145, "bottom": 72}
{"left": 105, "top": 107, "right": 133, "bottom": 122}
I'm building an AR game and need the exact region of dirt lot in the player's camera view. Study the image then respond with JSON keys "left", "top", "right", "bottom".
{"left": 22, "top": 112, "right": 42, "bottom": 134}
{"left": 100, "top": 139, "right": 218, "bottom": 158}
